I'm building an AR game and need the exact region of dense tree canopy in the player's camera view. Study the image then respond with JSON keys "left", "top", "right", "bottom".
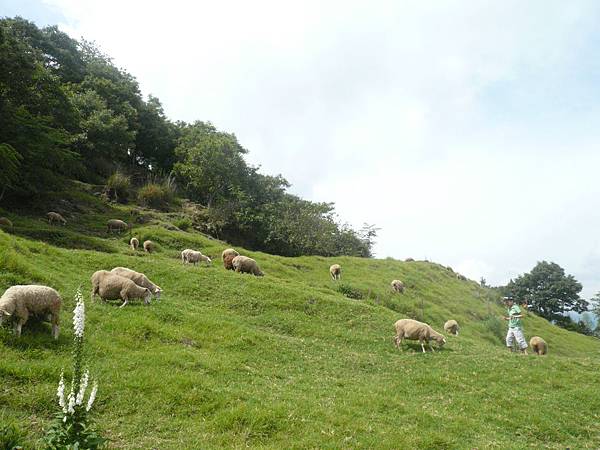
{"left": 505, "top": 261, "right": 587, "bottom": 323}
{"left": 0, "top": 16, "right": 374, "bottom": 258}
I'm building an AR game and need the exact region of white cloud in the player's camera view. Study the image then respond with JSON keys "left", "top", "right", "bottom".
{"left": 40, "top": 0, "right": 600, "bottom": 298}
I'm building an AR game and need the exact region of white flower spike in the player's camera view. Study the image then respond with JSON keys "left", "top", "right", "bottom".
{"left": 73, "top": 291, "right": 85, "bottom": 338}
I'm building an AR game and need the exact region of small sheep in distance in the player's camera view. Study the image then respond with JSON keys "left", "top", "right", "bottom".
{"left": 181, "top": 249, "right": 211, "bottom": 266}
{"left": 232, "top": 255, "right": 264, "bottom": 276}
{"left": 0, "top": 285, "right": 61, "bottom": 338}
{"left": 47, "top": 211, "right": 67, "bottom": 226}
{"left": 143, "top": 240, "right": 155, "bottom": 253}
{"left": 530, "top": 336, "right": 547, "bottom": 355}
{"left": 394, "top": 318, "right": 446, "bottom": 353}
{"left": 391, "top": 280, "right": 405, "bottom": 293}
{"left": 444, "top": 319, "right": 460, "bottom": 336}
{"left": 91, "top": 270, "right": 152, "bottom": 308}
{"left": 130, "top": 237, "right": 139, "bottom": 251}
{"left": 107, "top": 219, "right": 131, "bottom": 233}
{"left": 0, "top": 217, "right": 13, "bottom": 228}
{"left": 330, "top": 264, "right": 341, "bottom": 281}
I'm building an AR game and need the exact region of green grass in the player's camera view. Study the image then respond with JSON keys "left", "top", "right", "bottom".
{"left": 1, "top": 196, "right": 600, "bottom": 449}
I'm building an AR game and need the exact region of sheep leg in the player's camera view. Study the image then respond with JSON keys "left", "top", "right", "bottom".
{"left": 420, "top": 339, "right": 426, "bottom": 353}
{"left": 428, "top": 341, "right": 435, "bottom": 352}
{"left": 51, "top": 312, "right": 60, "bottom": 339}
{"left": 14, "top": 321, "right": 23, "bottom": 337}
{"left": 119, "top": 297, "right": 129, "bottom": 308}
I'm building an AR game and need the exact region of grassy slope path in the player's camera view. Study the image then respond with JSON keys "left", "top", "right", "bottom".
{"left": 1, "top": 199, "right": 600, "bottom": 449}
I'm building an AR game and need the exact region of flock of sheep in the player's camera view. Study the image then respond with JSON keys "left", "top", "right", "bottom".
{"left": 0, "top": 215, "right": 547, "bottom": 356}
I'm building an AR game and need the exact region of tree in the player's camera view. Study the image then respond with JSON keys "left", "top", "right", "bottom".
{"left": 505, "top": 261, "right": 587, "bottom": 323}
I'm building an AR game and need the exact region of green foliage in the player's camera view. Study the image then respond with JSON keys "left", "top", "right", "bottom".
{"left": 0, "top": 418, "right": 26, "bottom": 450}
{"left": 336, "top": 283, "right": 364, "bottom": 299}
{"left": 505, "top": 261, "right": 587, "bottom": 325}
{"left": 105, "top": 171, "right": 130, "bottom": 203}
{"left": 173, "top": 217, "right": 192, "bottom": 231}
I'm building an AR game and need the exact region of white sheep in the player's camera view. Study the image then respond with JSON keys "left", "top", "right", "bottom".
{"left": 91, "top": 270, "right": 152, "bottom": 308}
{"left": 391, "top": 279, "right": 405, "bottom": 293}
{"left": 444, "top": 319, "right": 460, "bottom": 336}
{"left": 107, "top": 219, "right": 130, "bottom": 233}
{"left": 0, "top": 217, "right": 14, "bottom": 228}
{"left": 181, "top": 249, "right": 212, "bottom": 265}
{"left": 232, "top": 255, "right": 264, "bottom": 276}
{"left": 0, "top": 285, "right": 61, "bottom": 338}
{"left": 394, "top": 318, "right": 446, "bottom": 353}
{"left": 530, "top": 336, "right": 547, "bottom": 355}
{"left": 330, "top": 264, "right": 341, "bottom": 281}
{"left": 110, "top": 267, "right": 162, "bottom": 299}
{"left": 47, "top": 211, "right": 67, "bottom": 226}
{"left": 143, "top": 240, "right": 155, "bottom": 253}
{"left": 130, "top": 237, "right": 139, "bottom": 251}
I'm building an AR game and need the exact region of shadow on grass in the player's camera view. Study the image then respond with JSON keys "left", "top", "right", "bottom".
{"left": 11, "top": 225, "right": 116, "bottom": 253}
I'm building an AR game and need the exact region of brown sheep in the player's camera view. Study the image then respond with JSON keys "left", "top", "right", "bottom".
{"left": 232, "top": 255, "right": 264, "bottom": 276}
{"left": 0, "top": 217, "right": 13, "bottom": 228}
{"left": 530, "top": 336, "right": 547, "bottom": 355}
{"left": 444, "top": 319, "right": 460, "bottom": 336}
{"left": 107, "top": 219, "right": 130, "bottom": 233}
{"left": 391, "top": 279, "right": 405, "bottom": 293}
{"left": 394, "top": 318, "right": 446, "bottom": 353}
{"left": 223, "top": 253, "right": 236, "bottom": 270}
{"left": 143, "top": 240, "right": 155, "bottom": 253}
{"left": 47, "top": 211, "right": 67, "bottom": 226}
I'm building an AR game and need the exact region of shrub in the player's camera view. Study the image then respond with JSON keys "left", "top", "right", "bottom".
{"left": 138, "top": 176, "right": 176, "bottom": 210}
{"left": 336, "top": 283, "right": 364, "bottom": 300}
{"left": 174, "top": 217, "right": 192, "bottom": 231}
{"left": 105, "top": 171, "right": 130, "bottom": 203}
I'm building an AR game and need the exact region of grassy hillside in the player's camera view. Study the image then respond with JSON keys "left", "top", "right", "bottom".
{"left": 1, "top": 194, "right": 600, "bottom": 449}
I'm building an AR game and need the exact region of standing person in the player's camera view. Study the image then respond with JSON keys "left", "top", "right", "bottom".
{"left": 503, "top": 296, "right": 528, "bottom": 354}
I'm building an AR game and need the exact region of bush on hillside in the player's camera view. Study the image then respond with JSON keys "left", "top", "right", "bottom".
{"left": 137, "top": 183, "right": 174, "bottom": 209}
{"left": 105, "top": 171, "right": 130, "bottom": 203}
{"left": 173, "top": 217, "right": 192, "bottom": 231}
{"left": 336, "top": 284, "right": 364, "bottom": 300}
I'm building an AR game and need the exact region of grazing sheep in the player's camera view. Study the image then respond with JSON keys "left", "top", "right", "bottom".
{"left": 223, "top": 253, "right": 236, "bottom": 270}
{"left": 444, "top": 319, "right": 460, "bottom": 336}
{"left": 232, "top": 255, "right": 264, "bottom": 276}
{"left": 91, "top": 270, "right": 151, "bottom": 308}
{"left": 130, "top": 237, "right": 139, "bottom": 251}
{"left": 405, "top": 258, "right": 415, "bottom": 262}
{"left": 456, "top": 274, "right": 467, "bottom": 281}
{"left": 222, "top": 248, "right": 239, "bottom": 261}
{"left": 330, "top": 264, "right": 341, "bottom": 281}
{"left": 530, "top": 336, "right": 547, "bottom": 355}
{"left": 181, "top": 249, "right": 212, "bottom": 266}
{"left": 391, "top": 279, "right": 405, "bottom": 293}
{"left": 0, "top": 217, "right": 13, "bottom": 228}
{"left": 110, "top": 267, "right": 162, "bottom": 299}
{"left": 47, "top": 211, "right": 67, "bottom": 226}
{"left": 394, "top": 318, "right": 447, "bottom": 353}
{"left": 143, "top": 240, "right": 155, "bottom": 253}
{"left": 107, "top": 219, "right": 130, "bottom": 233}
{"left": 0, "top": 285, "right": 61, "bottom": 338}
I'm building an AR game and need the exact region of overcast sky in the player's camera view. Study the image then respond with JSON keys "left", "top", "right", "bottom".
{"left": 4, "top": 0, "right": 600, "bottom": 297}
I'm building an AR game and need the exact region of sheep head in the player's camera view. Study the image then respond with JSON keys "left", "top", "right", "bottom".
{"left": 143, "top": 289, "right": 152, "bottom": 304}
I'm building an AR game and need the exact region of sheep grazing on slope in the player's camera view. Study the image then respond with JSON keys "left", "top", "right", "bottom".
{"left": 0, "top": 285, "right": 61, "bottom": 338}
{"left": 223, "top": 253, "right": 236, "bottom": 271}
{"left": 181, "top": 249, "right": 212, "bottom": 265}
{"left": 391, "top": 279, "right": 405, "bottom": 293}
{"left": 143, "top": 240, "right": 155, "bottom": 253}
{"left": 530, "top": 336, "right": 548, "bottom": 355}
{"left": 330, "top": 264, "right": 341, "bottom": 281}
{"left": 110, "top": 267, "right": 162, "bottom": 299}
{"left": 107, "top": 219, "right": 130, "bottom": 233}
{"left": 47, "top": 211, "right": 67, "bottom": 226}
{"left": 0, "top": 217, "right": 13, "bottom": 228}
{"left": 394, "top": 318, "right": 446, "bottom": 353}
{"left": 456, "top": 273, "right": 467, "bottom": 281}
{"left": 444, "top": 319, "right": 460, "bottom": 336}
{"left": 222, "top": 248, "right": 239, "bottom": 261}
{"left": 91, "top": 270, "right": 152, "bottom": 308}
{"left": 232, "top": 255, "right": 264, "bottom": 276}
{"left": 405, "top": 258, "right": 415, "bottom": 262}
{"left": 130, "top": 237, "right": 139, "bottom": 251}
